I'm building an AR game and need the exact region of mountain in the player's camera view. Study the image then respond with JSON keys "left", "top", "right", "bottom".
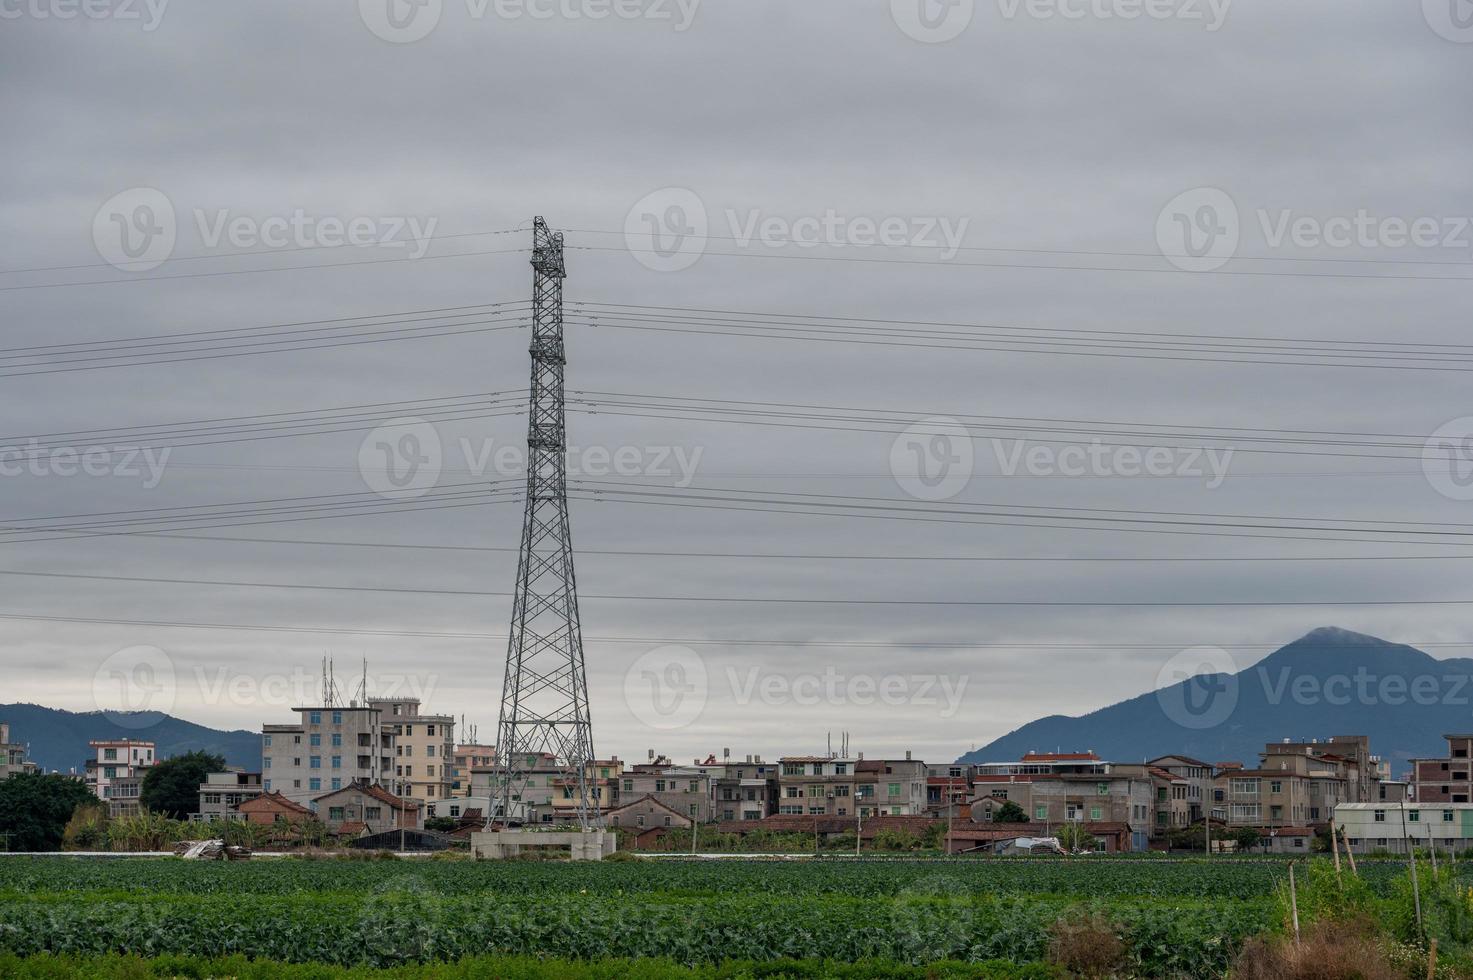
{"left": 957, "top": 627, "right": 1471, "bottom": 773}
{"left": 0, "top": 703, "right": 259, "bottom": 773}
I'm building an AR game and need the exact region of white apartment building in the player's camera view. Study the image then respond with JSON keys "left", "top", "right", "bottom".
{"left": 261, "top": 705, "right": 399, "bottom": 807}
{"left": 84, "top": 739, "right": 154, "bottom": 801}
{"left": 1335, "top": 802, "right": 1473, "bottom": 853}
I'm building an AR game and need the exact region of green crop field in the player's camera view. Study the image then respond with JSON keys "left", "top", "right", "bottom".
{"left": 0, "top": 855, "right": 1455, "bottom": 977}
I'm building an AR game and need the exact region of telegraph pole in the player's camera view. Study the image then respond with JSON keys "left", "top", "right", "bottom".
{"left": 491, "top": 218, "right": 598, "bottom": 830}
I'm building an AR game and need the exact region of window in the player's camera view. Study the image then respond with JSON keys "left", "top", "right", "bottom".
{"left": 656, "top": 780, "right": 666, "bottom": 792}
{"left": 264, "top": 735, "right": 273, "bottom": 747}
{"left": 623, "top": 779, "right": 633, "bottom": 792}
{"left": 1445, "top": 810, "right": 1455, "bottom": 822}
{"left": 330, "top": 778, "right": 341, "bottom": 790}
{"left": 264, "top": 779, "right": 271, "bottom": 791}
{"left": 1270, "top": 781, "right": 1282, "bottom": 794}
{"left": 332, "top": 734, "right": 342, "bottom": 748}
{"left": 1034, "top": 805, "right": 1048, "bottom": 820}
{"left": 310, "top": 756, "right": 322, "bottom": 769}
{"left": 263, "top": 758, "right": 272, "bottom": 769}
{"left": 309, "top": 778, "right": 321, "bottom": 791}
{"left": 1097, "top": 783, "right": 1109, "bottom": 796}
{"left": 309, "top": 712, "right": 321, "bottom": 725}
{"left": 1410, "top": 810, "right": 1421, "bottom": 822}
{"left": 427, "top": 745, "right": 436, "bottom": 757}
{"left": 427, "top": 725, "right": 436, "bottom": 736}
{"left": 1373, "top": 810, "right": 1386, "bottom": 822}
{"left": 637, "top": 815, "right": 645, "bottom": 827}
{"left": 1089, "top": 806, "right": 1102, "bottom": 820}
{"left": 366, "top": 807, "right": 382, "bottom": 820}
{"left": 689, "top": 780, "right": 699, "bottom": 793}
{"left": 332, "top": 711, "right": 342, "bottom": 725}
{"left": 329, "top": 807, "right": 345, "bottom": 820}
{"left": 331, "top": 756, "right": 342, "bottom": 769}
{"left": 888, "top": 783, "right": 901, "bottom": 797}
{"left": 835, "top": 763, "right": 847, "bottom": 775}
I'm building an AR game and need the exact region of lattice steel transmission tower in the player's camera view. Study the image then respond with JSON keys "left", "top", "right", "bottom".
{"left": 491, "top": 217, "right": 598, "bottom": 829}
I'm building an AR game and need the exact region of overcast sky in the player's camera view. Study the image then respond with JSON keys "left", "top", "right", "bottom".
{"left": 1, "top": 1, "right": 1471, "bottom": 767}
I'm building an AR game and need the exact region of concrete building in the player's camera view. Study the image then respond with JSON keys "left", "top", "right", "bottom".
{"left": 1213, "top": 737, "right": 1380, "bottom": 830}
{"left": 0, "top": 723, "right": 37, "bottom": 779}
{"left": 450, "top": 744, "right": 496, "bottom": 795}
{"left": 196, "top": 770, "right": 264, "bottom": 822}
{"left": 234, "top": 790, "right": 315, "bottom": 825}
{"left": 1147, "top": 755, "right": 1214, "bottom": 832}
{"left": 261, "top": 705, "right": 398, "bottom": 807}
{"left": 425, "top": 795, "right": 492, "bottom": 822}
{"left": 372, "top": 698, "right": 454, "bottom": 804}
{"left": 775, "top": 754, "right": 928, "bottom": 818}
{"left": 105, "top": 773, "right": 145, "bottom": 817}
{"left": 622, "top": 759, "right": 712, "bottom": 823}
{"left": 551, "top": 758, "right": 624, "bottom": 822}
{"left": 314, "top": 780, "right": 420, "bottom": 836}
{"left": 83, "top": 739, "right": 154, "bottom": 801}
{"left": 605, "top": 794, "right": 693, "bottom": 832}
{"left": 1335, "top": 801, "right": 1473, "bottom": 854}
{"left": 1410, "top": 734, "right": 1473, "bottom": 803}
{"left": 710, "top": 755, "right": 778, "bottom": 822}
{"left": 469, "top": 751, "right": 561, "bottom": 822}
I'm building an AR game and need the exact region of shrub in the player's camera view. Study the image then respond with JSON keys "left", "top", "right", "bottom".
{"left": 1046, "top": 913, "right": 1124, "bottom": 978}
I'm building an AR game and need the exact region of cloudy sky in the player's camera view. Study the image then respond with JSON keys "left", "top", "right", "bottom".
{"left": 1, "top": 0, "right": 1471, "bottom": 767}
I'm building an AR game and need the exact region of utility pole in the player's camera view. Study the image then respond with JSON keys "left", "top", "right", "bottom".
{"left": 491, "top": 218, "right": 598, "bottom": 831}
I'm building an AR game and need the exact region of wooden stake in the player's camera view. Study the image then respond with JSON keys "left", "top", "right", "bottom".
{"left": 1331, "top": 821, "right": 1342, "bottom": 876}
{"left": 1289, "top": 861, "right": 1301, "bottom": 944}
{"left": 1342, "top": 828, "right": 1359, "bottom": 875}
{"left": 1427, "top": 937, "right": 1438, "bottom": 980}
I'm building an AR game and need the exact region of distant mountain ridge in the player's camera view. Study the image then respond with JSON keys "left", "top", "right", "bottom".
{"left": 0, "top": 703, "right": 259, "bottom": 773}
{"left": 957, "top": 627, "right": 1471, "bottom": 773}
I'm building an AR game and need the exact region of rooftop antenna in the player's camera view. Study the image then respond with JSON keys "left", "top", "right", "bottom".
{"left": 320, "top": 655, "right": 342, "bottom": 707}
{"left": 352, "top": 658, "right": 368, "bottom": 707}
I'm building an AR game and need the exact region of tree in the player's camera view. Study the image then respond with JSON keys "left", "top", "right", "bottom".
{"left": 0, "top": 773, "right": 100, "bottom": 851}
{"left": 1231, "top": 826, "right": 1262, "bottom": 852}
{"left": 424, "top": 816, "right": 458, "bottom": 833}
{"left": 993, "top": 801, "right": 1029, "bottom": 823}
{"left": 62, "top": 803, "right": 109, "bottom": 851}
{"left": 1057, "top": 822, "right": 1099, "bottom": 854}
{"left": 139, "top": 751, "right": 225, "bottom": 819}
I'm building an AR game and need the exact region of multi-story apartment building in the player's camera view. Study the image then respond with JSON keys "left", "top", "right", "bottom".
{"left": 0, "top": 723, "right": 37, "bottom": 779}
{"left": 550, "top": 758, "right": 624, "bottom": 821}
{"left": 1410, "top": 734, "right": 1473, "bottom": 803}
{"left": 105, "top": 773, "right": 146, "bottom": 817}
{"left": 261, "top": 705, "right": 397, "bottom": 807}
{"left": 926, "top": 763, "right": 971, "bottom": 817}
{"left": 776, "top": 754, "right": 928, "bottom": 818}
{"left": 1147, "top": 755, "right": 1214, "bottom": 831}
{"left": 621, "top": 760, "right": 712, "bottom": 823}
{"left": 371, "top": 698, "right": 454, "bottom": 804}
{"left": 450, "top": 744, "right": 496, "bottom": 795}
{"left": 1212, "top": 737, "right": 1378, "bottom": 829}
{"left": 469, "top": 751, "right": 561, "bottom": 822}
{"left": 83, "top": 739, "right": 154, "bottom": 801}
{"left": 196, "top": 770, "right": 264, "bottom": 822}
{"left": 710, "top": 755, "right": 778, "bottom": 822}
